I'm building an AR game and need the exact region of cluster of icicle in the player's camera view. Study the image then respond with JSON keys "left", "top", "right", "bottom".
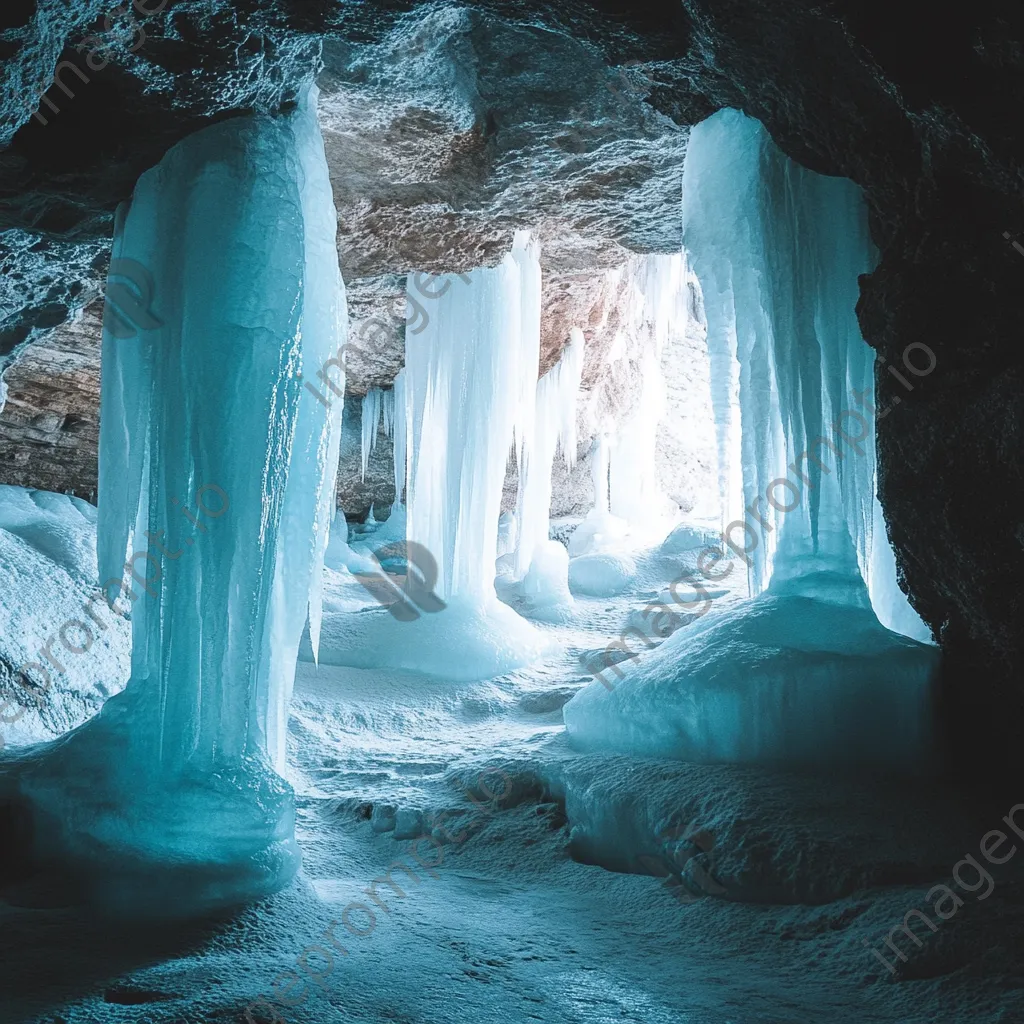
{"left": 360, "top": 386, "right": 397, "bottom": 481}
{"left": 404, "top": 231, "right": 542, "bottom": 603}
{"left": 681, "top": 108, "right": 925, "bottom": 636}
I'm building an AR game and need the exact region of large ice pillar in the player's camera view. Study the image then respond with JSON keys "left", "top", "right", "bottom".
{"left": 565, "top": 109, "right": 935, "bottom": 768}
{"left": 11, "top": 84, "right": 345, "bottom": 911}
{"left": 681, "top": 108, "right": 927, "bottom": 636}
{"left": 406, "top": 231, "right": 541, "bottom": 604}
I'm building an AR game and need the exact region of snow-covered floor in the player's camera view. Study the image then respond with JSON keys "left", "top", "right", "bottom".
{"left": 2, "top": 522, "right": 1022, "bottom": 1024}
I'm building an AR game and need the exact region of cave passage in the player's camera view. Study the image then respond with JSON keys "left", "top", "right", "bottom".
{"left": 0, "top": 9, "right": 1020, "bottom": 1021}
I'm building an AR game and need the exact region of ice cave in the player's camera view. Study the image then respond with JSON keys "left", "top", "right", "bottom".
{"left": 1, "top": 3, "right": 1022, "bottom": 1023}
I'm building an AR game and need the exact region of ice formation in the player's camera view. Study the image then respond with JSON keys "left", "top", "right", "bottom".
{"left": 680, "top": 108, "right": 927, "bottom": 637}
{"left": 608, "top": 255, "right": 690, "bottom": 539}
{"left": 513, "top": 327, "right": 584, "bottom": 578}
{"left": 406, "top": 231, "right": 541, "bottom": 604}
{"left": 309, "top": 233, "right": 556, "bottom": 681}
{"left": 10, "top": 84, "right": 345, "bottom": 911}
{"left": 565, "top": 109, "right": 936, "bottom": 767}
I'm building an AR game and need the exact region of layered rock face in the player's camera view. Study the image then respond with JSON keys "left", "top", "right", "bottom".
{"left": 0, "top": 1, "right": 1021, "bottom": 770}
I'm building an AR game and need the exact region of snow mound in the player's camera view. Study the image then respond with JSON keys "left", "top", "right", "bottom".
{"left": 0, "top": 484, "right": 99, "bottom": 582}
{"left": 659, "top": 521, "right": 718, "bottom": 555}
{"left": 0, "top": 489, "right": 130, "bottom": 752}
{"left": 547, "top": 754, "right": 980, "bottom": 905}
{"left": 306, "top": 595, "right": 559, "bottom": 682}
{"left": 568, "top": 552, "right": 637, "bottom": 597}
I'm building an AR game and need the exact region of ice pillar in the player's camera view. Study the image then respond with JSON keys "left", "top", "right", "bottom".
{"left": 17, "top": 83, "right": 346, "bottom": 911}
{"left": 513, "top": 327, "right": 584, "bottom": 577}
{"left": 405, "top": 232, "right": 541, "bottom": 603}
{"left": 681, "top": 109, "right": 927, "bottom": 637}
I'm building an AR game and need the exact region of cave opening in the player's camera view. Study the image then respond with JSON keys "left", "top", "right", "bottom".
{"left": 1, "top": 4, "right": 1022, "bottom": 1023}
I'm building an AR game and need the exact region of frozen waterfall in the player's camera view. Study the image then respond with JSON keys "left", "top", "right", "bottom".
{"left": 406, "top": 231, "right": 542, "bottom": 604}
{"left": 565, "top": 109, "right": 936, "bottom": 769}
{"left": 11, "top": 84, "right": 345, "bottom": 912}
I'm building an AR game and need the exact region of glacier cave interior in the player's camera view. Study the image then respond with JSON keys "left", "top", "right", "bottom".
{"left": 0, "top": 2, "right": 1022, "bottom": 1023}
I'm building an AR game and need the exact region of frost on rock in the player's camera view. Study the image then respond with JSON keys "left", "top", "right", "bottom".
{"left": 4, "top": 84, "right": 345, "bottom": 913}
{"left": 565, "top": 109, "right": 936, "bottom": 768}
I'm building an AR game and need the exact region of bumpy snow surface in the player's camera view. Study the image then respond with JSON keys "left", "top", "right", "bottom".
{"left": 0, "top": 486, "right": 130, "bottom": 750}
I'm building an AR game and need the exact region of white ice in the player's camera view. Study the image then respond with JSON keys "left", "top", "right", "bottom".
{"left": 309, "top": 232, "right": 556, "bottom": 681}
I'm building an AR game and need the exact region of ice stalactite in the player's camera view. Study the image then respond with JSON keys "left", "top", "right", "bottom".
{"left": 680, "top": 108, "right": 926, "bottom": 636}
{"left": 406, "top": 231, "right": 541, "bottom": 605}
{"left": 10, "top": 84, "right": 345, "bottom": 912}
{"left": 565, "top": 109, "right": 935, "bottom": 769}
{"left": 513, "top": 327, "right": 585, "bottom": 578}
{"left": 360, "top": 387, "right": 385, "bottom": 480}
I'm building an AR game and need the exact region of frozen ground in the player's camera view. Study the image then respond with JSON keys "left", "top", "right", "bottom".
{"left": 1, "top": 520, "right": 1022, "bottom": 1024}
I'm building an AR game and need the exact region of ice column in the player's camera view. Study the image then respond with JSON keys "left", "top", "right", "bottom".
{"left": 405, "top": 232, "right": 541, "bottom": 603}
{"left": 21, "top": 83, "right": 346, "bottom": 910}
{"left": 681, "top": 109, "right": 926, "bottom": 635}
{"left": 392, "top": 367, "right": 407, "bottom": 503}
{"left": 513, "top": 327, "right": 585, "bottom": 577}
{"left": 606, "top": 255, "right": 690, "bottom": 537}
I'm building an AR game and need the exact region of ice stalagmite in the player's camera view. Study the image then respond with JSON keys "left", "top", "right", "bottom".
{"left": 9, "top": 84, "right": 345, "bottom": 912}
{"left": 406, "top": 231, "right": 541, "bottom": 604}
{"left": 565, "top": 109, "right": 936, "bottom": 769}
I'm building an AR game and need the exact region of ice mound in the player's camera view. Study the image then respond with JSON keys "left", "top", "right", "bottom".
{"left": 307, "top": 595, "right": 558, "bottom": 682}
{"left": 568, "top": 551, "right": 637, "bottom": 597}
{"left": 563, "top": 577, "right": 938, "bottom": 769}
{"left": 659, "top": 521, "right": 718, "bottom": 556}
{"left": 0, "top": 484, "right": 100, "bottom": 582}
{"left": 0, "top": 491, "right": 131, "bottom": 751}
{"left": 567, "top": 508, "right": 630, "bottom": 558}
{"left": 519, "top": 540, "right": 574, "bottom": 622}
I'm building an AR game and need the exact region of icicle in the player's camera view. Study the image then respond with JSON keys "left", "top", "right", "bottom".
{"left": 405, "top": 233, "right": 541, "bottom": 603}
{"left": 360, "top": 387, "right": 384, "bottom": 480}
